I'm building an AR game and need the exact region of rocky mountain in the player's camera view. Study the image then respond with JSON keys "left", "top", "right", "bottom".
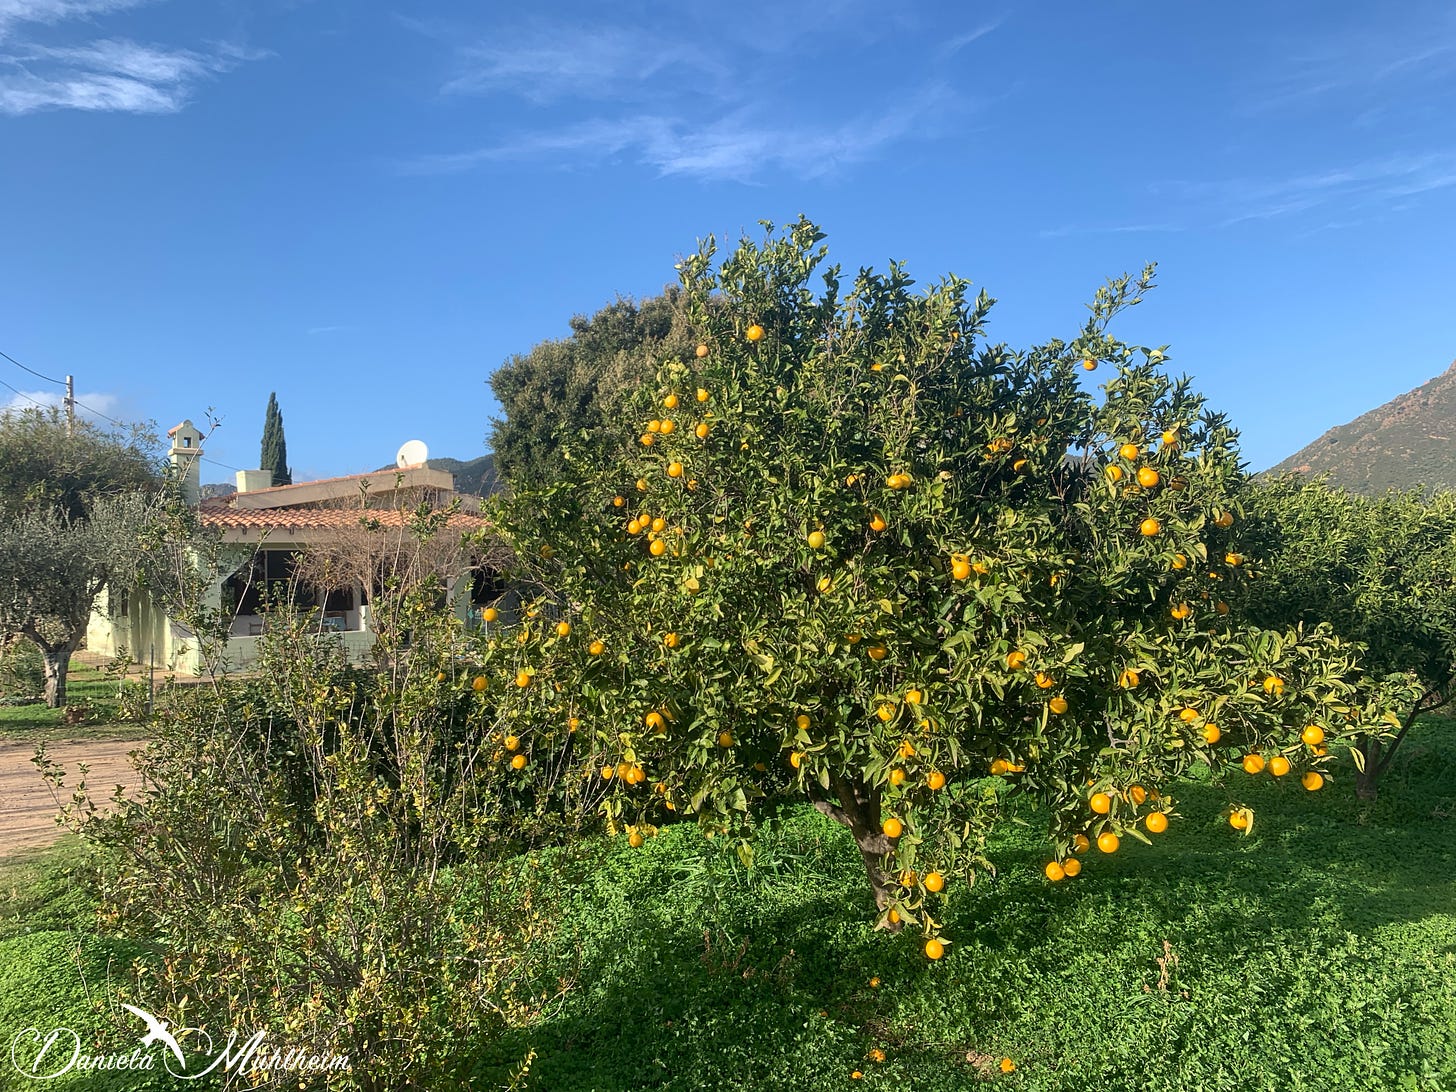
{"left": 1267, "top": 360, "right": 1456, "bottom": 495}
{"left": 372, "top": 454, "right": 499, "bottom": 497}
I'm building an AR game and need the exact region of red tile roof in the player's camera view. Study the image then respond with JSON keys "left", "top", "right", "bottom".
{"left": 200, "top": 505, "right": 489, "bottom": 532}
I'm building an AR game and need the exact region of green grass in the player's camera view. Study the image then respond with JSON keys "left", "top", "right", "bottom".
{"left": 476, "top": 719, "right": 1456, "bottom": 1091}
{"left": 4, "top": 722, "right": 1454, "bottom": 1091}
{"left": 0, "top": 659, "right": 149, "bottom": 741}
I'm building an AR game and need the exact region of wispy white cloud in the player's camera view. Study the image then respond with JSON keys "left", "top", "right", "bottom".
{"left": 1, "top": 35, "right": 257, "bottom": 114}
{"left": 1, "top": 387, "right": 119, "bottom": 418}
{"left": 0, "top": 0, "right": 144, "bottom": 39}
{"left": 402, "top": 84, "right": 962, "bottom": 183}
{"left": 404, "top": 8, "right": 998, "bottom": 183}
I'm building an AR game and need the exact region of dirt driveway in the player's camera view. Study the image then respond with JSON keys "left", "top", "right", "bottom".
{"left": 0, "top": 738, "right": 143, "bottom": 856}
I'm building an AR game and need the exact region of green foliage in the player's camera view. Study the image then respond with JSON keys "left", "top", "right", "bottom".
{"left": 260, "top": 391, "right": 292, "bottom": 487}
{"left": 0, "top": 406, "right": 157, "bottom": 523}
{"left": 486, "top": 219, "right": 1418, "bottom": 942}
{"left": 490, "top": 288, "right": 695, "bottom": 485}
{"left": 1241, "top": 477, "right": 1456, "bottom": 793}
{"left": 63, "top": 563, "right": 566, "bottom": 1089}
{"left": 0, "top": 639, "right": 45, "bottom": 700}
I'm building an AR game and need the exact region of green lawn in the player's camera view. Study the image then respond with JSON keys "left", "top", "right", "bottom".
{"left": 3, "top": 721, "right": 1453, "bottom": 1091}
{"left": 0, "top": 659, "right": 149, "bottom": 742}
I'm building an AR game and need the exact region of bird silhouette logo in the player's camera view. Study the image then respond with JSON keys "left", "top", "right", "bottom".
{"left": 119, "top": 1004, "right": 187, "bottom": 1068}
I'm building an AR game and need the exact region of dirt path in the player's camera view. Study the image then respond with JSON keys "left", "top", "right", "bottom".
{"left": 0, "top": 739, "right": 143, "bottom": 856}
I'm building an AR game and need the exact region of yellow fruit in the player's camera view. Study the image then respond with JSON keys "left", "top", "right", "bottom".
{"left": 718, "top": 731, "right": 734, "bottom": 748}
{"left": 1302, "top": 771, "right": 1324, "bottom": 791}
{"left": 1013, "top": 458, "right": 1028, "bottom": 472}
{"left": 1106, "top": 464, "right": 1124, "bottom": 483}
{"left": 1172, "top": 553, "right": 1188, "bottom": 570}
{"left": 664, "top": 632, "right": 680, "bottom": 649}
{"left": 697, "top": 387, "right": 709, "bottom": 401}
{"left": 695, "top": 344, "right": 710, "bottom": 358}
{"left": 1145, "top": 811, "right": 1169, "bottom": 834}
{"left": 1203, "top": 723, "right": 1222, "bottom": 744}
{"left": 796, "top": 714, "right": 812, "bottom": 731}
{"left": 951, "top": 555, "right": 973, "bottom": 581}
{"left": 640, "top": 433, "right": 654, "bottom": 446}
{"left": 663, "top": 393, "right": 679, "bottom": 409}
{"left": 636, "top": 478, "right": 648, "bottom": 492}
{"left": 1072, "top": 834, "right": 1091, "bottom": 853}
{"left": 1062, "top": 857, "right": 1082, "bottom": 877}
{"left": 898, "top": 740, "right": 916, "bottom": 759}
{"left": 1082, "top": 358, "right": 1096, "bottom": 370}
{"left": 1045, "top": 861, "right": 1066, "bottom": 882}
{"left": 1215, "top": 510, "right": 1235, "bottom": 528}
{"left": 1225, "top": 552, "right": 1242, "bottom": 567}
{"left": 869, "top": 513, "right": 887, "bottom": 532}
{"left": 1129, "top": 784, "right": 1148, "bottom": 805}
{"left": 1119, "top": 668, "right": 1140, "bottom": 689}
{"left": 659, "top": 419, "right": 675, "bottom": 435}
{"left": 1137, "top": 467, "right": 1160, "bottom": 488}
{"left": 645, "top": 711, "right": 665, "bottom": 731}
{"left": 1171, "top": 603, "right": 1191, "bottom": 620}
{"left": 667, "top": 461, "right": 683, "bottom": 478}
{"left": 790, "top": 751, "right": 804, "bottom": 769}
{"left": 925, "top": 939, "right": 945, "bottom": 960}
{"left": 1269, "top": 755, "right": 1291, "bottom": 777}
{"left": 1302, "top": 725, "right": 1325, "bottom": 746}
{"left": 817, "top": 576, "right": 832, "bottom": 593}
{"left": 600, "top": 765, "right": 614, "bottom": 780}
{"left": 989, "top": 758, "right": 1010, "bottom": 776}
{"left": 1006, "top": 650, "right": 1027, "bottom": 670}
{"left": 1139, "top": 517, "right": 1162, "bottom": 537}
{"left": 1263, "top": 675, "right": 1285, "bottom": 695}
{"left": 1242, "top": 754, "right": 1265, "bottom": 774}
{"left": 504, "top": 734, "right": 520, "bottom": 751}
{"left": 472, "top": 675, "right": 488, "bottom": 692}
{"left": 649, "top": 539, "right": 667, "bottom": 557}
{"left": 511, "top": 754, "right": 527, "bottom": 770}
{"left": 867, "top": 645, "right": 887, "bottom": 661}
{"left": 628, "top": 832, "right": 644, "bottom": 848}
{"left": 882, "top": 817, "right": 904, "bottom": 839}
{"left": 1179, "top": 707, "right": 1199, "bottom": 723}
{"left": 876, "top": 704, "right": 895, "bottom": 723}
{"left": 745, "top": 324, "right": 764, "bottom": 342}
{"left": 483, "top": 607, "right": 499, "bottom": 623}
{"left": 927, "top": 770, "right": 946, "bottom": 790}
{"left": 1000, "top": 1058, "right": 1016, "bottom": 1074}
{"left": 612, "top": 495, "right": 625, "bottom": 507}
{"left": 889, "top": 768, "right": 906, "bottom": 787}
{"left": 1229, "top": 810, "right": 1248, "bottom": 830}
{"left": 807, "top": 530, "right": 826, "bottom": 549}
{"left": 1119, "top": 442, "right": 1140, "bottom": 461}
{"left": 556, "top": 621, "right": 571, "bottom": 637}
{"left": 905, "top": 688, "right": 924, "bottom": 705}
{"left": 1097, "top": 832, "right": 1120, "bottom": 854}
{"left": 651, "top": 517, "right": 667, "bottom": 533}
{"left": 567, "top": 717, "right": 580, "bottom": 731}
{"left": 1049, "top": 696, "right": 1068, "bottom": 714}
{"left": 515, "top": 670, "right": 531, "bottom": 688}
{"left": 1090, "top": 792, "right": 1112, "bottom": 814}
{"left": 1161, "top": 429, "right": 1179, "bottom": 446}
{"left": 1034, "top": 671, "right": 1054, "bottom": 689}
{"left": 922, "top": 873, "right": 945, "bottom": 896}
{"left": 588, "top": 639, "right": 605, "bottom": 656}
{"left": 695, "top": 422, "right": 710, "bottom": 439}
{"left": 647, "top": 419, "right": 662, "bottom": 434}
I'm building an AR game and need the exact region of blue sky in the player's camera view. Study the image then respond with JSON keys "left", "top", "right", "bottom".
{"left": 2, "top": 0, "right": 1454, "bottom": 483}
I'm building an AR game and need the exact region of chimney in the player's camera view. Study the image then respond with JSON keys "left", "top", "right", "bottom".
{"left": 235, "top": 469, "right": 275, "bottom": 493}
{"left": 167, "top": 420, "right": 204, "bottom": 505}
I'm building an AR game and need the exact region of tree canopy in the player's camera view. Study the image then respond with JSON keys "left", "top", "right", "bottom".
{"left": 489, "top": 289, "right": 694, "bottom": 486}
{"left": 0, "top": 407, "right": 156, "bottom": 521}
{"left": 476, "top": 219, "right": 1414, "bottom": 952}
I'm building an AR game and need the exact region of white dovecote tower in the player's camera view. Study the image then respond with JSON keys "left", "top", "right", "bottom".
{"left": 167, "top": 419, "right": 204, "bottom": 505}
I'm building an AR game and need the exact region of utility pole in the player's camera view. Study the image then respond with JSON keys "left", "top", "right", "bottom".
{"left": 64, "top": 375, "right": 75, "bottom": 437}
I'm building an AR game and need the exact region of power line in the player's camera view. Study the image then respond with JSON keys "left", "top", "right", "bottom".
{"left": 70, "top": 397, "right": 124, "bottom": 428}
{"left": 0, "top": 375, "right": 57, "bottom": 410}
{"left": 0, "top": 348, "right": 64, "bottom": 387}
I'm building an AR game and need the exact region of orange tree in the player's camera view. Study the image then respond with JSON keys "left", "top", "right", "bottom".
{"left": 485, "top": 219, "right": 1417, "bottom": 955}
{"left": 1238, "top": 477, "right": 1456, "bottom": 799}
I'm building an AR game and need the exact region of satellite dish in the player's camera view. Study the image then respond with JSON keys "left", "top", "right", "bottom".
{"left": 396, "top": 439, "right": 429, "bottom": 468}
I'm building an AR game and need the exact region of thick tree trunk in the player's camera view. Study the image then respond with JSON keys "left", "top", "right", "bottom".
{"left": 810, "top": 772, "right": 901, "bottom": 929}
{"left": 38, "top": 635, "right": 81, "bottom": 709}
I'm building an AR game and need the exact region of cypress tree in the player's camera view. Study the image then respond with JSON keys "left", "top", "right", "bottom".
{"left": 260, "top": 392, "right": 292, "bottom": 486}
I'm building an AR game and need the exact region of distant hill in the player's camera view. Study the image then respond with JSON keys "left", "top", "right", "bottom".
{"left": 374, "top": 454, "right": 499, "bottom": 497}
{"left": 1267, "top": 360, "right": 1456, "bottom": 495}
{"left": 201, "top": 482, "right": 237, "bottom": 500}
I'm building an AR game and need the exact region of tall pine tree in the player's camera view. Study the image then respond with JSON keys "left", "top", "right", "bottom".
{"left": 260, "top": 392, "right": 292, "bottom": 487}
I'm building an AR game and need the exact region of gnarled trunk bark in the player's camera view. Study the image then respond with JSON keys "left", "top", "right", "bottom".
{"left": 31, "top": 631, "right": 81, "bottom": 709}
{"left": 809, "top": 771, "right": 901, "bottom": 929}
